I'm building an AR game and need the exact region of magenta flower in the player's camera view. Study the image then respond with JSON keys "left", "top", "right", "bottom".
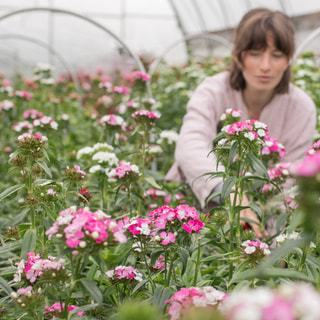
{"left": 295, "top": 151, "right": 320, "bottom": 177}
{"left": 160, "top": 231, "right": 176, "bottom": 245}
{"left": 44, "top": 302, "right": 84, "bottom": 317}
{"left": 182, "top": 219, "right": 205, "bottom": 234}
{"left": 23, "top": 109, "right": 43, "bottom": 119}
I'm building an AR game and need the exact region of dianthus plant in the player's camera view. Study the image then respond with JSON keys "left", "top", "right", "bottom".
{"left": 211, "top": 112, "right": 275, "bottom": 250}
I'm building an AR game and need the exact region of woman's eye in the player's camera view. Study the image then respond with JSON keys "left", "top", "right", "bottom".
{"left": 273, "top": 52, "right": 283, "bottom": 58}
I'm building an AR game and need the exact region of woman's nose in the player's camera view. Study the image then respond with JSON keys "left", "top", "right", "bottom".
{"left": 260, "top": 54, "right": 271, "bottom": 71}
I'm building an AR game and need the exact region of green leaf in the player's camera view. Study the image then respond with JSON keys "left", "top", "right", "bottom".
{"left": 0, "top": 184, "right": 25, "bottom": 202}
{"left": 178, "top": 248, "right": 190, "bottom": 276}
{"left": 153, "top": 285, "right": 174, "bottom": 311}
{"left": 144, "top": 175, "right": 162, "bottom": 189}
{"left": 35, "top": 160, "right": 52, "bottom": 178}
{"left": 221, "top": 177, "right": 237, "bottom": 204}
{"left": 0, "top": 241, "right": 20, "bottom": 255}
{"left": 68, "top": 303, "right": 99, "bottom": 319}
{"left": 34, "top": 179, "right": 55, "bottom": 186}
{"left": 201, "top": 252, "right": 235, "bottom": 263}
{"left": 131, "top": 279, "right": 148, "bottom": 294}
{"left": 229, "top": 142, "right": 238, "bottom": 166}
{"left": 21, "top": 229, "right": 37, "bottom": 259}
{"left": 247, "top": 153, "right": 269, "bottom": 178}
{"left": 0, "top": 277, "right": 13, "bottom": 294}
{"left": 79, "top": 278, "right": 103, "bottom": 305}
{"left": 231, "top": 267, "right": 315, "bottom": 283}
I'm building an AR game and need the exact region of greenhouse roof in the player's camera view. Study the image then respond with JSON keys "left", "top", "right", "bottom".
{"left": 0, "top": 0, "right": 320, "bottom": 77}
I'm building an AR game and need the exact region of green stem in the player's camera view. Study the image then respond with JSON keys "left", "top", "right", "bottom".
{"left": 193, "top": 238, "right": 202, "bottom": 286}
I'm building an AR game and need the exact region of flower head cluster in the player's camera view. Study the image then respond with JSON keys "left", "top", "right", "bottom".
{"left": 276, "top": 231, "right": 316, "bottom": 249}
{"left": 13, "top": 90, "right": 33, "bottom": 100}
{"left": 122, "top": 204, "right": 205, "bottom": 247}
{"left": 165, "top": 286, "right": 227, "bottom": 320}
{"left": 220, "top": 108, "right": 242, "bottom": 124}
{"left": 12, "top": 120, "right": 33, "bottom": 132}
{"left": 112, "top": 86, "right": 131, "bottom": 95}
{"left": 221, "top": 119, "right": 268, "bottom": 141}
{"left": 106, "top": 265, "right": 143, "bottom": 284}
{"left": 241, "top": 240, "right": 270, "bottom": 265}
{"left": 98, "top": 114, "right": 127, "bottom": 131}
{"left": 13, "top": 252, "right": 69, "bottom": 284}
{"left": 124, "top": 71, "right": 151, "bottom": 83}
{"left": 16, "top": 132, "right": 48, "bottom": 150}
{"left": 108, "top": 163, "right": 141, "bottom": 186}
{"left": 78, "top": 188, "right": 93, "bottom": 204}
{"left": 65, "top": 164, "right": 86, "bottom": 182}
{"left": 221, "top": 282, "right": 320, "bottom": 320}
{"left": 261, "top": 163, "right": 291, "bottom": 195}
{"left": 0, "top": 99, "right": 15, "bottom": 111}
{"left": 306, "top": 139, "right": 320, "bottom": 156}
{"left": 149, "top": 255, "right": 166, "bottom": 271}
{"left": 132, "top": 109, "right": 161, "bottom": 129}
{"left": 44, "top": 302, "right": 84, "bottom": 318}
{"left": 23, "top": 109, "right": 43, "bottom": 120}
{"left": 157, "top": 130, "right": 179, "bottom": 145}
{"left": 262, "top": 135, "right": 286, "bottom": 163}
{"left": 32, "top": 115, "right": 58, "bottom": 130}
{"left": 45, "top": 206, "right": 127, "bottom": 253}
{"left": 295, "top": 150, "right": 320, "bottom": 177}
{"left": 11, "top": 286, "right": 43, "bottom": 310}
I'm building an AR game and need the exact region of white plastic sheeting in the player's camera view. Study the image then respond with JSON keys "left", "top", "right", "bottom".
{"left": 0, "top": 0, "right": 319, "bottom": 77}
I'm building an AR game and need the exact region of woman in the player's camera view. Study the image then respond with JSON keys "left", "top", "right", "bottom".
{"left": 166, "top": 8, "right": 317, "bottom": 238}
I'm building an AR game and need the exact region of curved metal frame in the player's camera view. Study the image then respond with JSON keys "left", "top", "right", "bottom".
{"left": 293, "top": 26, "right": 320, "bottom": 63}
{"left": 149, "top": 33, "right": 233, "bottom": 76}
{"left": 0, "top": 33, "right": 82, "bottom": 95}
{"left": 0, "top": 7, "right": 152, "bottom": 97}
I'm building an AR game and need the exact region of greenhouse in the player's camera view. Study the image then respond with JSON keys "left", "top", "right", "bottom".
{"left": 1, "top": 1, "right": 320, "bottom": 319}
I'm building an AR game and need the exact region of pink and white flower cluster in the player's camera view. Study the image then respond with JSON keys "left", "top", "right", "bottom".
{"left": 23, "top": 109, "right": 43, "bottom": 119}
{"left": 165, "top": 286, "right": 227, "bottom": 320}
{"left": 0, "top": 99, "right": 15, "bottom": 111}
{"left": 45, "top": 206, "right": 127, "bottom": 252}
{"left": 98, "top": 114, "right": 127, "bottom": 131}
{"left": 122, "top": 204, "right": 205, "bottom": 246}
{"left": 295, "top": 150, "right": 320, "bottom": 177}
{"left": 32, "top": 115, "right": 58, "bottom": 130}
{"left": 262, "top": 135, "right": 286, "bottom": 162}
{"left": 132, "top": 109, "right": 161, "bottom": 121}
{"left": 241, "top": 240, "right": 271, "bottom": 256}
{"left": 221, "top": 119, "right": 268, "bottom": 142}
{"left": 220, "top": 108, "right": 242, "bottom": 123}
{"left": 64, "top": 164, "right": 86, "bottom": 181}
{"left": 306, "top": 139, "right": 320, "bottom": 156}
{"left": 108, "top": 162, "right": 141, "bottom": 185}
{"left": 13, "top": 90, "right": 33, "bottom": 100}
{"left": 44, "top": 302, "right": 84, "bottom": 317}
{"left": 221, "top": 282, "right": 320, "bottom": 320}
{"left": 13, "top": 252, "right": 68, "bottom": 284}
{"left": 105, "top": 265, "right": 143, "bottom": 283}
{"left": 16, "top": 132, "right": 48, "bottom": 149}
{"left": 262, "top": 163, "right": 291, "bottom": 194}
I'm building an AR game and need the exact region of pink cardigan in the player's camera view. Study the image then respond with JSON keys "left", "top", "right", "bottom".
{"left": 166, "top": 71, "right": 317, "bottom": 208}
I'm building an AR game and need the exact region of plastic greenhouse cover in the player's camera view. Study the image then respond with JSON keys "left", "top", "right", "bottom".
{"left": 0, "top": 0, "right": 319, "bottom": 77}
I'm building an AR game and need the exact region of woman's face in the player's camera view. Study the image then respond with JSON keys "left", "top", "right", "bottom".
{"left": 238, "top": 34, "right": 290, "bottom": 93}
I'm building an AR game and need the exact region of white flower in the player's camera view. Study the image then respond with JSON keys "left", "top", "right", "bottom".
{"left": 257, "top": 129, "right": 266, "bottom": 137}
{"left": 244, "top": 246, "right": 256, "bottom": 254}
{"left": 93, "top": 143, "right": 114, "bottom": 152}
{"left": 89, "top": 165, "right": 103, "bottom": 173}
{"left": 158, "top": 130, "right": 179, "bottom": 144}
{"left": 244, "top": 132, "right": 256, "bottom": 141}
{"left": 276, "top": 234, "right": 287, "bottom": 243}
{"left": 105, "top": 270, "right": 114, "bottom": 278}
{"left": 77, "top": 146, "right": 94, "bottom": 159}
{"left": 137, "top": 223, "right": 151, "bottom": 236}
{"left": 92, "top": 151, "right": 119, "bottom": 165}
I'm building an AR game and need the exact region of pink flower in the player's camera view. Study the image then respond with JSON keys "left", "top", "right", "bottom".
{"left": 295, "top": 151, "right": 320, "bottom": 177}
{"left": 262, "top": 297, "right": 294, "bottom": 320}
{"left": 182, "top": 219, "right": 205, "bottom": 234}
{"left": 160, "top": 231, "right": 176, "bottom": 245}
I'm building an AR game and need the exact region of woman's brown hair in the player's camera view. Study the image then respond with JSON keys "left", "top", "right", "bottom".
{"left": 229, "top": 8, "right": 295, "bottom": 93}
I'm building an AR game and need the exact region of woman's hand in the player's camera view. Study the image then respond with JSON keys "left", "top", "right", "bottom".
{"left": 230, "top": 191, "right": 268, "bottom": 239}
